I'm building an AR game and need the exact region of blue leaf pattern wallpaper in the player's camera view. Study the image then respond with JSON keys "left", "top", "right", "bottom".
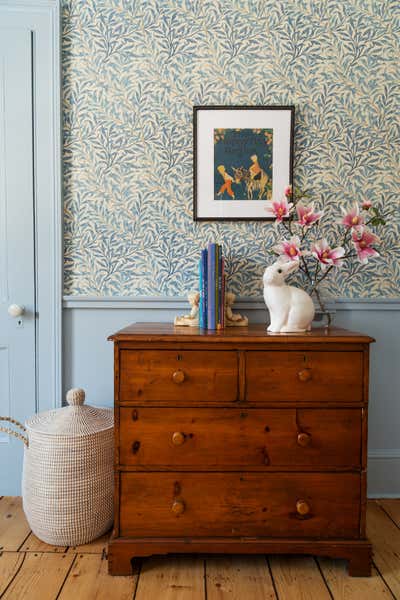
{"left": 62, "top": 0, "right": 400, "bottom": 298}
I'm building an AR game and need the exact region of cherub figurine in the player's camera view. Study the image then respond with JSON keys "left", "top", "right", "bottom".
{"left": 174, "top": 291, "right": 200, "bottom": 327}
{"left": 225, "top": 291, "right": 248, "bottom": 326}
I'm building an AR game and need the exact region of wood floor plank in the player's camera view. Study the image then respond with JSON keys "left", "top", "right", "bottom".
{"left": 206, "top": 556, "right": 276, "bottom": 600}
{"left": 1, "top": 552, "right": 74, "bottom": 600}
{"left": 377, "top": 499, "right": 400, "bottom": 529}
{"left": 58, "top": 553, "right": 136, "bottom": 600}
{"left": 318, "top": 557, "right": 394, "bottom": 599}
{"left": 269, "top": 556, "right": 331, "bottom": 600}
{"left": 20, "top": 532, "right": 68, "bottom": 553}
{"left": 0, "top": 552, "right": 25, "bottom": 595}
{"left": 367, "top": 501, "right": 400, "bottom": 597}
{"left": 135, "top": 555, "right": 205, "bottom": 600}
{"left": 0, "top": 497, "right": 30, "bottom": 551}
{"left": 67, "top": 530, "right": 111, "bottom": 554}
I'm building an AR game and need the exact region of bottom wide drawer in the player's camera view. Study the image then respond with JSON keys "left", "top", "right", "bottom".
{"left": 119, "top": 472, "right": 360, "bottom": 539}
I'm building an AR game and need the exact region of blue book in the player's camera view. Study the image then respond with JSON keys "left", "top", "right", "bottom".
{"left": 199, "top": 249, "right": 207, "bottom": 329}
{"left": 202, "top": 249, "right": 208, "bottom": 328}
{"left": 207, "top": 243, "right": 216, "bottom": 330}
{"left": 199, "top": 258, "right": 203, "bottom": 329}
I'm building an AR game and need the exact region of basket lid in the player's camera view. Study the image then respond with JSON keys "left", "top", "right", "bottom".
{"left": 25, "top": 388, "right": 113, "bottom": 437}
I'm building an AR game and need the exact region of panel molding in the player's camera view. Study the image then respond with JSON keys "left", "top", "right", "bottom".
{"left": 0, "top": 345, "right": 10, "bottom": 444}
{"left": 1, "top": 0, "right": 62, "bottom": 411}
{"left": 63, "top": 295, "right": 400, "bottom": 311}
{"left": 0, "top": 55, "right": 8, "bottom": 304}
{"left": 0, "top": 0, "right": 58, "bottom": 9}
{"left": 32, "top": 0, "right": 62, "bottom": 411}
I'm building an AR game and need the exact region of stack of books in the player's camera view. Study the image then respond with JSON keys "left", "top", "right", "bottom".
{"left": 199, "top": 243, "right": 225, "bottom": 330}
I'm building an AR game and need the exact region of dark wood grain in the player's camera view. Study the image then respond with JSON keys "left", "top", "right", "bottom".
{"left": 119, "top": 407, "right": 362, "bottom": 469}
{"left": 119, "top": 349, "right": 238, "bottom": 403}
{"left": 108, "top": 537, "right": 371, "bottom": 577}
{"left": 246, "top": 351, "right": 364, "bottom": 403}
{"left": 119, "top": 472, "right": 361, "bottom": 538}
{"left": 108, "top": 323, "right": 375, "bottom": 344}
{"left": 108, "top": 323, "right": 373, "bottom": 577}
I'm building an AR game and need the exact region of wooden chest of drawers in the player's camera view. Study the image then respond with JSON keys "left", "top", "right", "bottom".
{"left": 108, "top": 323, "right": 374, "bottom": 576}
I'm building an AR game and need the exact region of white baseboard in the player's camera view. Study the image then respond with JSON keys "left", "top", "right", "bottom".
{"left": 368, "top": 451, "right": 400, "bottom": 497}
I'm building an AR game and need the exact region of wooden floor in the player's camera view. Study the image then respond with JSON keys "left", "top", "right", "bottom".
{"left": 1, "top": 498, "right": 400, "bottom": 599}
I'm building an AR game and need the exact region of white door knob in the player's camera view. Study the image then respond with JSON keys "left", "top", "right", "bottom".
{"left": 8, "top": 304, "right": 25, "bottom": 318}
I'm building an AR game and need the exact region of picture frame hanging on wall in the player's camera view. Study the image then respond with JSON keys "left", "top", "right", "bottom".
{"left": 193, "top": 105, "right": 294, "bottom": 221}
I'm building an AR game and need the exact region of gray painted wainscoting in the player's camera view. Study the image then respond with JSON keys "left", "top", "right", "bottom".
{"left": 63, "top": 297, "right": 400, "bottom": 498}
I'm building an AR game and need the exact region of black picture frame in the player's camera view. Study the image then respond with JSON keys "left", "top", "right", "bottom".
{"left": 193, "top": 105, "right": 295, "bottom": 221}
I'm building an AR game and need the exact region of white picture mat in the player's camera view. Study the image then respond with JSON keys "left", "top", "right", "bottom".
{"left": 196, "top": 108, "right": 292, "bottom": 218}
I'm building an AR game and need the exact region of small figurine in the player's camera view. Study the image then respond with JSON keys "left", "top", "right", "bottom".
{"left": 225, "top": 292, "right": 248, "bottom": 327}
{"left": 263, "top": 259, "right": 315, "bottom": 333}
{"left": 174, "top": 291, "right": 200, "bottom": 327}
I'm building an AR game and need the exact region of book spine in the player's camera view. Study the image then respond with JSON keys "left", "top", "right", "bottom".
{"left": 215, "top": 245, "right": 220, "bottom": 327}
{"left": 200, "top": 249, "right": 207, "bottom": 328}
{"left": 207, "top": 243, "right": 216, "bottom": 329}
{"left": 221, "top": 256, "right": 225, "bottom": 328}
{"left": 217, "top": 247, "right": 223, "bottom": 327}
{"left": 199, "top": 258, "right": 203, "bottom": 329}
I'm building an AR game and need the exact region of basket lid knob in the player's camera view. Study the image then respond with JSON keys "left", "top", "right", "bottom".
{"left": 66, "top": 388, "right": 85, "bottom": 406}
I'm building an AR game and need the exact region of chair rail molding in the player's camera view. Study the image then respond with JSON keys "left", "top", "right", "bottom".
{"left": 63, "top": 296, "right": 400, "bottom": 311}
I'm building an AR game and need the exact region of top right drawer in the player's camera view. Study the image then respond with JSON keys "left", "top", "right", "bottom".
{"left": 246, "top": 351, "right": 364, "bottom": 403}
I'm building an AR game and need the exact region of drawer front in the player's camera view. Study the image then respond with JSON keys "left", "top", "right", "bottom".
{"left": 119, "top": 350, "right": 238, "bottom": 403}
{"left": 246, "top": 351, "right": 363, "bottom": 403}
{"left": 119, "top": 407, "right": 361, "bottom": 469}
{"left": 120, "top": 472, "right": 360, "bottom": 538}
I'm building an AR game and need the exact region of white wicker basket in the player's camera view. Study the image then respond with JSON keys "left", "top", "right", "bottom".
{"left": 0, "top": 388, "right": 113, "bottom": 546}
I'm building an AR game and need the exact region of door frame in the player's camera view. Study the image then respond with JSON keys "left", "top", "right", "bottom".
{"left": 0, "top": 0, "right": 62, "bottom": 410}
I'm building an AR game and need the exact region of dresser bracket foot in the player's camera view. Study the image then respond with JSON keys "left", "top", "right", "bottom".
{"left": 347, "top": 546, "right": 372, "bottom": 577}
{"left": 108, "top": 541, "right": 142, "bottom": 576}
{"left": 108, "top": 537, "right": 372, "bottom": 577}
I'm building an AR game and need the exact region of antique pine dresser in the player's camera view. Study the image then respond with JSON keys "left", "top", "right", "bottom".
{"left": 108, "top": 323, "right": 374, "bottom": 576}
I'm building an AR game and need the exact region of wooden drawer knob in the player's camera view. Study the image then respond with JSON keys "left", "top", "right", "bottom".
{"left": 172, "top": 432, "right": 186, "bottom": 446}
{"left": 298, "top": 368, "right": 312, "bottom": 382}
{"left": 172, "top": 369, "right": 185, "bottom": 384}
{"left": 171, "top": 500, "right": 185, "bottom": 515}
{"left": 296, "top": 499, "right": 311, "bottom": 516}
{"left": 297, "top": 432, "right": 311, "bottom": 447}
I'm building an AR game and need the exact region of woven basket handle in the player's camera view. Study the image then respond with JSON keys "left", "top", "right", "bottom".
{"left": 0, "top": 417, "right": 28, "bottom": 446}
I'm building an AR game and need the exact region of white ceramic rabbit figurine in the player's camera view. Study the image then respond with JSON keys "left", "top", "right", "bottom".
{"left": 263, "top": 259, "right": 315, "bottom": 333}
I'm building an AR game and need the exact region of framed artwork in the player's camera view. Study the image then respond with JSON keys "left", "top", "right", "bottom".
{"left": 193, "top": 105, "right": 294, "bottom": 221}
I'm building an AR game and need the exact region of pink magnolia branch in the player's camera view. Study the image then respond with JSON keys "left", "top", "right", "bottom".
{"left": 266, "top": 185, "right": 387, "bottom": 325}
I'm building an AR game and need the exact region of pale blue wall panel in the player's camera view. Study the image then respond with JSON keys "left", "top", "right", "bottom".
{"left": 63, "top": 301, "right": 400, "bottom": 497}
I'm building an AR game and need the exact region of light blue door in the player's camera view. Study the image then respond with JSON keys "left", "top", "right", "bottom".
{"left": 0, "top": 29, "right": 36, "bottom": 494}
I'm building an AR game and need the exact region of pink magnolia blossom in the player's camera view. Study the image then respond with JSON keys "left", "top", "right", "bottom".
{"left": 284, "top": 184, "right": 292, "bottom": 197}
{"left": 311, "top": 239, "right": 345, "bottom": 269}
{"left": 265, "top": 197, "right": 293, "bottom": 222}
{"left": 352, "top": 226, "right": 379, "bottom": 263}
{"left": 273, "top": 236, "right": 302, "bottom": 261}
{"left": 342, "top": 203, "right": 364, "bottom": 228}
{"left": 362, "top": 199, "right": 372, "bottom": 210}
{"left": 296, "top": 202, "right": 323, "bottom": 227}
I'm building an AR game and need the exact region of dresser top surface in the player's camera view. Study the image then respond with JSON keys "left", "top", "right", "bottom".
{"left": 108, "top": 323, "right": 374, "bottom": 344}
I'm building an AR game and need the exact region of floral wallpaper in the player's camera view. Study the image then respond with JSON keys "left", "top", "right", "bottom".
{"left": 63, "top": 0, "right": 400, "bottom": 298}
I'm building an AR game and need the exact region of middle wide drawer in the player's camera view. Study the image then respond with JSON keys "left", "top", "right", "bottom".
{"left": 119, "top": 407, "right": 361, "bottom": 469}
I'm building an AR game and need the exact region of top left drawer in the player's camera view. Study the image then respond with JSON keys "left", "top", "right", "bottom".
{"left": 119, "top": 350, "right": 238, "bottom": 403}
